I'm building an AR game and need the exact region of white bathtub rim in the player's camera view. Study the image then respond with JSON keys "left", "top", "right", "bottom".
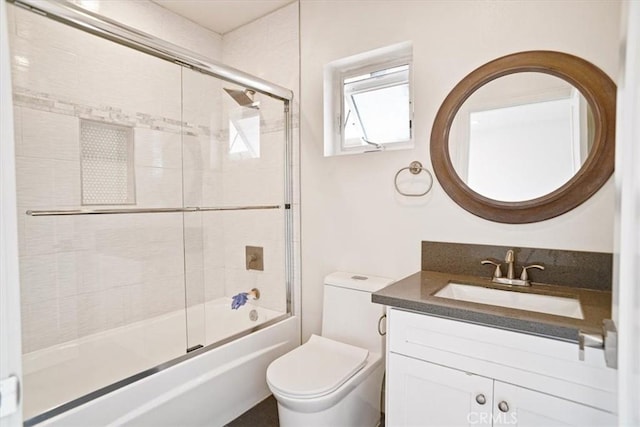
{"left": 107, "top": 341, "right": 286, "bottom": 426}
{"left": 27, "top": 313, "right": 295, "bottom": 426}
{"left": 23, "top": 297, "right": 281, "bottom": 375}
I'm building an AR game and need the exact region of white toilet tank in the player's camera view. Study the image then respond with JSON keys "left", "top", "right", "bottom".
{"left": 321, "top": 272, "right": 394, "bottom": 354}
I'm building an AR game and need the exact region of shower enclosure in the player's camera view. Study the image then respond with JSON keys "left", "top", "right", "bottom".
{"left": 7, "top": 1, "right": 294, "bottom": 424}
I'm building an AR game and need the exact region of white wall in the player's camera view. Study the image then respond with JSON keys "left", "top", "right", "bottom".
{"left": 300, "top": 0, "right": 621, "bottom": 340}
{"left": 614, "top": 1, "right": 640, "bottom": 423}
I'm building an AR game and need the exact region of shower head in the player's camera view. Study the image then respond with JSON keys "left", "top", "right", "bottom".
{"left": 224, "top": 88, "right": 259, "bottom": 109}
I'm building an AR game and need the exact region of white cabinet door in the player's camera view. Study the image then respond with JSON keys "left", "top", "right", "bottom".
{"left": 387, "top": 353, "right": 493, "bottom": 427}
{"left": 493, "top": 382, "right": 617, "bottom": 427}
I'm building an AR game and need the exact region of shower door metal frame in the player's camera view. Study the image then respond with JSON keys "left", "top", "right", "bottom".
{"left": 8, "top": 0, "right": 293, "bottom": 102}
{"left": 7, "top": 0, "right": 296, "bottom": 424}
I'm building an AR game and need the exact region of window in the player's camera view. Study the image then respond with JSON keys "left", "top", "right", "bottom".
{"left": 324, "top": 42, "right": 413, "bottom": 156}
{"left": 343, "top": 64, "right": 411, "bottom": 148}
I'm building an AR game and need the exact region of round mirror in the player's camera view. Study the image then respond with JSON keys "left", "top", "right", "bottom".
{"left": 449, "top": 72, "right": 595, "bottom": 202}
{"left": 431, "top": 51, "right": 616, "bottom": 223}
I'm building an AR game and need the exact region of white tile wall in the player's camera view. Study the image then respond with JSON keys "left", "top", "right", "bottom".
{"left": 182, "top": 69, "right": 223, "bottom": 131}
{"left": 9, "top": 3, "right": 178, "bottom": 354}
{"left": 204, "top": 267, "right": 226, "bottom": 301}
{"left": 57, "top": 296, "right": 79, "bottom": 344}
{"left": 15, "top": 157, "right": 53, "bottom": 208}
{"left": 77, "top": 287, "right": 127, "bottom": 336}
{"left": 18, "top": 212, "right": 187, "bottom": 352}
{"left": 54, "top": 216, "right": 92, "bottom": 252}
{"left": 16, "top": 157, "right": 81, "bottom": 209}
{"left": 202, "top": 213, "right": 225, "bottom": 267}
{"left": 223, "top": 3, "right": 299, "bottom": 92}
{"left": 10, "top": 34, "right": 80, "bottom": 102}
{"left": 19, "top": 254, "right": 58, "bottom": 305}
{"left": 53, "top": 159, "right": 81, "bottom": 207}
{"left": 69, "top": 0, "right": 223, "bottom": 61}
{"left": 17, "top": 108, "right": 79, "bottom": 160}
{"left": 123, "top": 274, "right": 186, "bottom": 323}
{"left": 222, "top": 168, "right": 284, "bottom": 206}
{"left": 10, "top": 0, "right": 299, "bottom": 354}
{"left": 183, "top": 170, "right": 204, "bottom": 207}
{"left": 134, "top": 128, "right": 182, "bottom": 169}
{"left": 184, "top": 211, "right": 205, "bottom": 308}
{"left": 20, "top": 214, "right": 55, "bottom": 256}
{"left": 22, "top": 300, "right": 61, "bottom": 352}
{"left": 201, "top": 171, "right": 225, "bottom": 206}
{"left": 135, "top": 167, "right": 183, "bottom": 208}
{"left": 11, "top": 7, "right": 184, "bottom": 121}
{"left": 55, "top": 252, "right": 80, "bottom": 298}
{"left": 182, "top": 134, "right": 225, "bottom": 207}
{"left": 220, "top": 209, "right": 286, "bottom": 313}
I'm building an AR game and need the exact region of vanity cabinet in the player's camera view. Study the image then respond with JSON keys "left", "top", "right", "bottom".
{"left": 385, "top": 308, "right": 617, "bottom": 427}
{"left": 388, "top": 353, "right": 493, "bottom": 426}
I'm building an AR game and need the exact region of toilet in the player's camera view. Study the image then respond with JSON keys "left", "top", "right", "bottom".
{"left": 267, "top": 272, "right": 393, "bottom": 427}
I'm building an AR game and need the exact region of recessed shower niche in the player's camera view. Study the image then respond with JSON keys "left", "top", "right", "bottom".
{"left": 80, "top": 119, "right": 135, "bottom": 205}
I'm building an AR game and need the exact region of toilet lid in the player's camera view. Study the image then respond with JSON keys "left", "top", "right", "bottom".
{"left": 267, "top": 334, "right": 369, "bottom": 399}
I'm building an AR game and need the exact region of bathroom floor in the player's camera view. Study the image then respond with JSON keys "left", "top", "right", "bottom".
{"left": 225, "top": 395, "right": 386, "bottom": 427}
{"left": 226, "top": 395, "right": 279, "bottom": 427}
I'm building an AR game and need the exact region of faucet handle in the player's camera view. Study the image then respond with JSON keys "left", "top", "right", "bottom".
{"left": 520, "top": 264, "right": 544, "bottom": 281}
{"left": 481, "top": 259, "right": 503, "bottom": 278}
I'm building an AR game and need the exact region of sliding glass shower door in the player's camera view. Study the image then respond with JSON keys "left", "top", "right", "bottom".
{"left": 12, "top": 6, "right": 190, "bottom": 419}
{"left": 181, "top": 69, "right": 289, "bottom": 350}
{"left": 9, "top": 2, "right": 291, "bottom": 423}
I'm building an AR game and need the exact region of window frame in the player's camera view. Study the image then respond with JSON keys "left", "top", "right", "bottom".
{"left": 341, "top": 61, "right": 412, "bottom": 151}
{"left": 323, "top": 41, "right": 414, "bottom": 156}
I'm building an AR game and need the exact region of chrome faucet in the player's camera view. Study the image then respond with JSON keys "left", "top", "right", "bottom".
{"left": 481, "top": 249, "right": 544, "bottom": 287}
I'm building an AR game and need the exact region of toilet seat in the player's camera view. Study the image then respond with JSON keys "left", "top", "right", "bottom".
{"left": 267, "top": 335, "right": 369, "bottom": 400}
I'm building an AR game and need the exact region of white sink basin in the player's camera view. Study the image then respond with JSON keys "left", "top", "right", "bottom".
{"left": 434, "top": 282, "right": 584, "bottom": 319}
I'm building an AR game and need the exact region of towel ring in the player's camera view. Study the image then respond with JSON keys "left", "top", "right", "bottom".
{"left": 394, "top": 161, "right": 434, "bottom": 197}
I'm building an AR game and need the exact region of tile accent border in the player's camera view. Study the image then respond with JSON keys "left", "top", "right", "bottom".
{"left": 13, "top": 87, "right": 203, "bottom": 135}
{"left": 13, "top": 87, "right": 297, "bottom": 138}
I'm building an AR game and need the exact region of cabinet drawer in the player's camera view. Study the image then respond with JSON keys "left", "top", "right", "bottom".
{"left": 387, "top": 308, "right": 617, "bottom": 413}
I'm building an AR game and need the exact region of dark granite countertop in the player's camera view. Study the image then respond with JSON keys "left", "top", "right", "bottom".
{"left": 372, "top": 270, "right": 611, "bottom": 343}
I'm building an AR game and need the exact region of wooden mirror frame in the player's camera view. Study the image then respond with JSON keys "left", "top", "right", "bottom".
{"left": 430, "top": 51, "right": 616, "bottom": 224}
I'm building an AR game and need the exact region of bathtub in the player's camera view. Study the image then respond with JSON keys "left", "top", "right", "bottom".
{"left": 23, "top": 297, "right": 298, "bottom": 426}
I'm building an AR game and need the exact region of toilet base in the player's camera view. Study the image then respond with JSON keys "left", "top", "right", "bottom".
{"left": 276, "top": 363, "right": 384, "bottom": 427}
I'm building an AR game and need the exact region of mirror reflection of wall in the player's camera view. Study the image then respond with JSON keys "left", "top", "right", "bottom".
{"left": 449, "top": 72, "right": 593, "bottom": 202}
